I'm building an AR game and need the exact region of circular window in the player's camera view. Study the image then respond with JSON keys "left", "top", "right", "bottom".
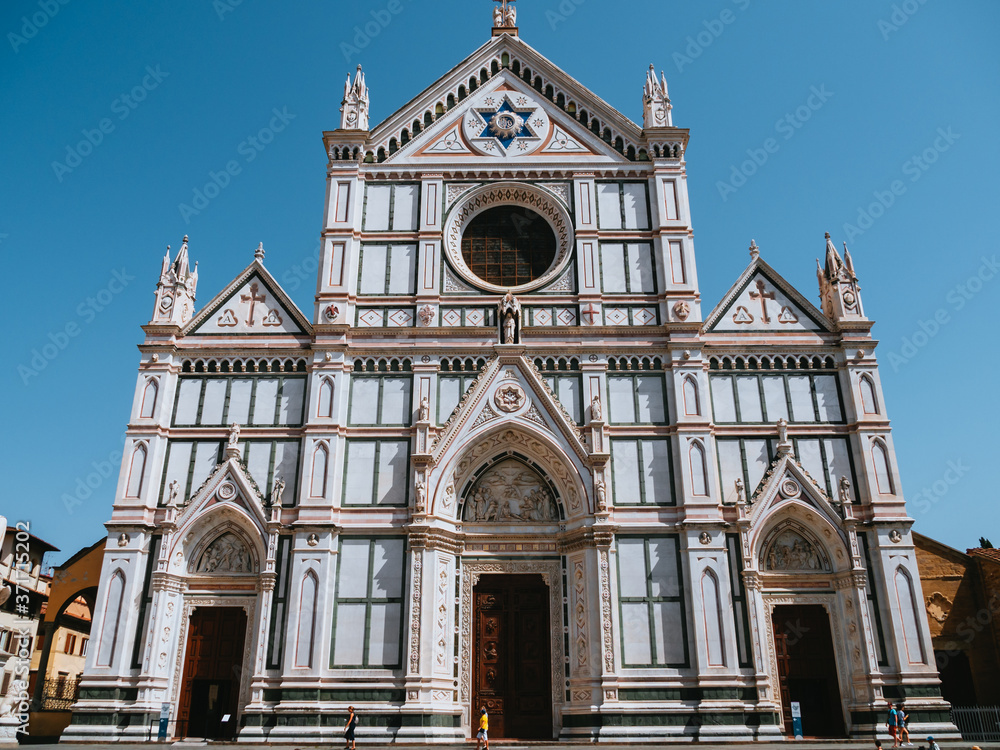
{"left": 444, "top": 182, "right": 573, "bottom": 293}
{"left": 461, "top": 206, "right": 556, "bottom": 288}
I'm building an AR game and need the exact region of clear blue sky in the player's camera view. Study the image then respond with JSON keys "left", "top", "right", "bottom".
{"left": 2, "top": 1, "right": 997, "bottom": 565}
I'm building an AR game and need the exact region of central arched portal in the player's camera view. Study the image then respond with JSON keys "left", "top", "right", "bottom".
{"left": 472, "top": 573, "right": 552, "bottom": 739}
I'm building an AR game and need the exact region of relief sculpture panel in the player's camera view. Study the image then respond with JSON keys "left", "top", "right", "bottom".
{"left": 462, "top": 459, "right": 557, "bottom": 522}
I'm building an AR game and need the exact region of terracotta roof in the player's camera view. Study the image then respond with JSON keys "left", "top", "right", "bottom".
{"left": 968, "top": 548, "right": 1000, "bottom": 563}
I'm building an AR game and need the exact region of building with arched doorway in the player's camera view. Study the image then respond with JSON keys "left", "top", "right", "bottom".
{"left": 65, "top": 6, "right": 957, "bottom": 743}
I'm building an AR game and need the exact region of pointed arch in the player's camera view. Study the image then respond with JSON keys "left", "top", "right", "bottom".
{"left": 317, "top": 376, "right": 335, "bottom": 418}
{"left": 125, "top": 443, "right": 147, "bottom": 498}
{"left": 683, "top": 375, "right": 701, "bottom": 416}
{"left": 871, "top": 439, "right": 894, "bottom": 494}
{"left": 294, "top": 570, "right": 319, "bottom": 668}
{"left": 139, "top": 378, "right": 158, "bottom": 418}
{"left": 689, "top": 440, "right": 708, "bottom": 496}
{"left": 700, "top": 569, "right": 726, "bottom": 667}
{"left": 96, "top": 570, "right": 125, "bottom": 667}
{"left": 859, "top": 374, "right": 879, "bottom": 414}
{"left": 310, "top": 443, "right": 329, "bottom": 498}
{"left": 894, "top": 566, "right": 926, "bottom": 664}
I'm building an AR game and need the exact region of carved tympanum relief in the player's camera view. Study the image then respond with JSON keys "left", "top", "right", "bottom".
{"left": 195, "top": 532, "right": 253, "bottom": 574}
{"left": 764, "top": 530, "right": 830, "bottom": 572}
{"left": 462, "top": 459, "right": 557, "bottom": 522}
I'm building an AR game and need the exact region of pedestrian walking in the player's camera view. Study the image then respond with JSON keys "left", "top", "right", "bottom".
{"left": 344, "top": 705, "right": 357, "bottom": 750}
{"left": 897, "top": 703, "right": 912, "bottom": 746}
{"left": 887, "top": 702, "right": 899, "bottom": 747}
{"left": 476, "top": 706, "right": 489, "bottom": 750}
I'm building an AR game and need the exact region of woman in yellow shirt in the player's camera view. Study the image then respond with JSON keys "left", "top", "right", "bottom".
{"left": 476, "top": 707, "right": 489, "bottom": 750}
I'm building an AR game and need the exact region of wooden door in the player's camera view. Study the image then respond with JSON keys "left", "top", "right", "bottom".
{"left": 472, "top": 574, "right": 552, "bottom": 739}
{"left": 176, "top": 607, "right": 247, "bottom": 739}
{"left": 771, "top": 604, "right": 845, "bottom": 737}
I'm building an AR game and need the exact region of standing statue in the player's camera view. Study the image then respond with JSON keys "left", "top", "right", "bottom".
{"left": 838, "top": 475, "right": 852, "bottom": 504}
{"left": 734, "top": 477, "right": 745, "bottom": 503}
{"left": 419, "top": 397, "right": 430, "bottom": 421}
{"left": 503, "top": 312, "right": 516, "bottom": 343}
{"left": 272, "top": 476, "right": 285, "bottom": 506}
{"left": 493, "top": 3, "right": 503, "bottom": 26}
{"left": 414, "top": 481, "right": 426, "bottom": 513}
{"left": 591, "top": 395, "right": 603, "bottom": 420}
{"left": 498, "top": 292, "right": 520, "bottom": 344}
{"left": 595, "top": 480, "right": 608, "bottom": 512}
{"left": 228, "top": 422, "right": 241, "bottom": 446}
{"left": 504, "top": 3, "right": 516, "bottom": 26}
{"left": 167, "top": 479, "right": 179, "bottom": 506}
{"left": 776, "top": 418, "right": 788, "bottom": 445}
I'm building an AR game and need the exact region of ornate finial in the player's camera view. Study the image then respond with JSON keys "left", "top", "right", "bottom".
{"left": 182, "top": 235, "right": 189, "bottom": 244}
{"left": 824, "top": 232, "right": 831, "bottom": 240}
{"left": 254, "top": 242, "right": 265, "bottom": 261}
{"left": 749, "top": 239, "right": 760, "bottom": 261}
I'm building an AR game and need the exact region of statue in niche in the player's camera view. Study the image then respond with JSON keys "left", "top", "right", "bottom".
{"left": 734, "top": 478, "right": 745, "bottom": 503}
{"left": 591, "top": 395, "right": 602, "bottom": 420}
{"left": 419, "top": 397, "right": 430, "bottom": 421}
{"left": 498, "top": 292, "right": 520, "bottom": 344}
{"left": 464, "top": 459, "right": 556, "bottom": 522}
{"left": 776, "top": 418, "right": 789, "bottom": 445}
{"left": 197, "top": 532, "right": 252, "bottom": 574}
{"left": 227, "top": 422, "right": 241, "bottom": 446}
{"left": 765, "top": 530, "right": 827, "bottom": 572}
{"left": 167, "top": 479, "right": 180, "bottom": 506}
{"left": 414, "top": 480, "right": 426, "bottom": 513}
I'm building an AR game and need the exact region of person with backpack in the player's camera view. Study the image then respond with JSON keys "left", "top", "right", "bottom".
{"left": 344, "top": 706, "right": 357, "bottom": 750}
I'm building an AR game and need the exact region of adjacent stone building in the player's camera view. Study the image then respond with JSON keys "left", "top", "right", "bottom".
{"left": 66, "top": 7, "right": 957, "bottom": 742}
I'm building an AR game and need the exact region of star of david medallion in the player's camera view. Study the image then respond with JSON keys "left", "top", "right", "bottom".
{"left": 462, "top": 91, "right": 549, "bottom": 157}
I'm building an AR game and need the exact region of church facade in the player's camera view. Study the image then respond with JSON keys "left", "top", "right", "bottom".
{"left": 65, "top": 9, "right": 956, "bottom": 743}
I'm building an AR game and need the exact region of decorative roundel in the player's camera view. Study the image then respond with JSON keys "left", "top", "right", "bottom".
{"left": 217, "top": 481, "right": 237, "bottom": 501}
{"left": 443, "top": 182, "right": 574, "bottom": 293}
{"left": 842, "top": 290, "right": 857, "bottom": 309}
{"left": 779, "top": 479, "right": 800, "bottom": 499}
{"left": 462, "top": 91, "right": 550, "bottom": 157}
{"left": 160, "top": 295, "right": 173, "bottom": 311}
{"left": 494, "top": 383, "right": 526, "bottom": 413}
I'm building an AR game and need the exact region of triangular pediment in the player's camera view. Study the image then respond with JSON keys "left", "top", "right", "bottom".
{"left": 431, "top": 351, "right": 589, "bottom": 465}
{"left": 367, "top": 35, "right": 645, "bottom": 165}
{"left": 747, "top": 451, "right": 843, "bottom": 531}
{"left": 174, "top": 454, "right": 268, "bottom": 536}
{"left": 184, "top": 260, "right": 312, "bottom": 336}
{"left": 704, "top": 258, "right": 832, "bottom": 334}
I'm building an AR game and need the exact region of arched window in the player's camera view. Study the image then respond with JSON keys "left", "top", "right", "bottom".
{"left": 894, "top": 566, "right": 926, "bottom": 664}
{"left": 872, "top": 439, "right": 894, "bottom": 494}
{"left": 125, "top": 444, "right": 147, "bottom": 498}
{"left": 860, "top": 374, "right": 879, "bottom": 415}
{"left": 96, "top": 570, "right": 125, "bottom": 667}
{"left": 139, "top": 378, "right": 157, "bottom": 419}
{"left": 701, "top": 569, "right": 726, "bottom": 667}
{"left": 310, "top": 444, "right": 329, "bottom": 498}
{"left": 295, "top": 571, "right": 319, "bottom": 668}
{"left": 317, "top": 377, "right": 334, "bottom": 418}
{"left": 683, "top": 376, "right": 700, "bottom": 416}
{"left": 689, "top": 441, "right": 708, "bottom": 496}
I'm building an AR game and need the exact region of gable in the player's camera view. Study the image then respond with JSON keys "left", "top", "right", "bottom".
{"left": 705, "top": 260, "right": 831, "bottom": 334}
{"left": 366, "top": 34, "right": 647, "bottom": 165}
{"left": 185, "top": 261, "right": 311, "bottom": 336}
{"left": 387, "top": 72, "right": 628, "bottom": 165}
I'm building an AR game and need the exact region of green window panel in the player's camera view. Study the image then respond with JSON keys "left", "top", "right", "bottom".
{"left": 171, "top": 375, "right": 306, "bottom": 427}
{"left": 616, "top": 536, "right": 688, "bottom": 667}
{"left": 709, "top": 373, "right": 844, "bottom": 425}
{"left": 362, "top": 183, "right": 420, "bottom": 232}
{"left": 607, "top": 374, "right": 667, "bottom": 424}
{"left": 348, "top": 375, "right": 413, "bottom": 426}
{"left": 342, "top": 439, "right": 410, "bottom": 506}
{"left": 610, "top": 438, "right": 673, "bottom": 505}
{"left": 600, "top": 242, "right": 656, "bottom": 294}
{"left": 596, "top": 181, "right": 651, "bottom": 230}
{"left": 358, "top": 244, "right": 417, "bottom": 295}
{"left": 330, "top": 537, "right": 406, "bottom": 668}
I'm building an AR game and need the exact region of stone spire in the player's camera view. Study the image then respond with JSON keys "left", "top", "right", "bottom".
{"left": 817, "top": 232, "right": 866, "bottom": 324}
{"left": 152, "top": 235, "right": 198, "bottom": 326}
{"left": 642, "top": 64, "right": 672, "bottom": 128}
{"left": 340, "top": 65, "right": 369, "bottom": 130}
{"left": 254, "top": 242, "right": 265, "bottom": 262}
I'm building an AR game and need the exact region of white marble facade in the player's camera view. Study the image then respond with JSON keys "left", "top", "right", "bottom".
{"left": 65, "top": 14, "right": 957, "bottom": 744}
